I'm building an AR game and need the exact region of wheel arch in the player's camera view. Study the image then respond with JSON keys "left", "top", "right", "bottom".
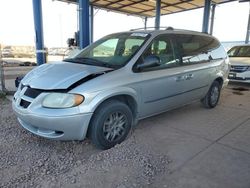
{"left": 88, "top": 87, "right": 139, "bottom": 124}
{"left": 93, "top": 94, "right": 138, "bottom": 121}
{"left": 86, "top": 91, "right": 139, "bottom": 139}
{"left": 214, "top": 77, "right": 223, "bottom": 87}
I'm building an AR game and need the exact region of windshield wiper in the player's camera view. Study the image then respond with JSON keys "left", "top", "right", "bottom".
{"left": 64, "top": 57, "right": 116, "bottom": 68}
{"left": 63, "top": 58, "right": 87, "bottom": 64}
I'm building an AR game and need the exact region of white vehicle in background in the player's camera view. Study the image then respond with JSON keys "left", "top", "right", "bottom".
{"left": 228, "top": 45, "right": 250, "bottom": 83}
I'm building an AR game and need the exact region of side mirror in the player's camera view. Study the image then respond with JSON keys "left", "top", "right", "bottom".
{"left": 136, "top": 55, "right": 161, "bottom": 70}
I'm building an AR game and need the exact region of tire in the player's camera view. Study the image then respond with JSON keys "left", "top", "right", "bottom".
{"left": 201, "top": 81, "right": 221, "bottom": 108}
{"left": 89, "top": 100, "right": 133, "bottom": 150}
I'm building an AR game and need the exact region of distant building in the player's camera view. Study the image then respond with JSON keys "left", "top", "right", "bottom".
{"left": 1, "top": 45, "right": 35, "bottom": 58}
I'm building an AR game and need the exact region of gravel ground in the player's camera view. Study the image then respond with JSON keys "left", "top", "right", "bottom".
{"left": 0, "top": 97, "right": 171, "bottom": 188}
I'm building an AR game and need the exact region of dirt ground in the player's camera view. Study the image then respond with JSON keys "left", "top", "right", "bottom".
{"left": 0, "top": 83, "right": 250, "bottom": 188}
{"left": 0, "top": 97, "right": 170, "bottom": 188}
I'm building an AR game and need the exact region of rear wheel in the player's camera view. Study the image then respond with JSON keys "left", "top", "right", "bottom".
{"left": 201, "top": 81, "right": 221, "bottom": 108}
{"left": 89, "top": 100, "right": 133, "bottom": 150}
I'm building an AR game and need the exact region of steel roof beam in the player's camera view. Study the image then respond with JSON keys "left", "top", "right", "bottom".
{"left": 137, "top": 0, "right": 193, "bottom": 14}
{"left": 116, "top": 0, "right": 146, "bottom": 9}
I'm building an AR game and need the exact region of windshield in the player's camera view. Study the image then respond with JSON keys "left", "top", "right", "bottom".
{"left": 64, "top": 32, "right": 150, "bottom": 68}
{"left": 228, "top": 46, "right": 250, "bottom": 57}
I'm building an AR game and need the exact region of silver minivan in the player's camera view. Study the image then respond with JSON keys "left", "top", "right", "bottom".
{"left": 12, "top": 28, "right": 230, "bottom": 149}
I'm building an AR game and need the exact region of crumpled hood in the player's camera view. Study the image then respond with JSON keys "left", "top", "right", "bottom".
{"left": 21, "top": 62, "right": 111, "bottom": 90}
{"left": 229, "top": 57, "right": 250, "bottom": 66}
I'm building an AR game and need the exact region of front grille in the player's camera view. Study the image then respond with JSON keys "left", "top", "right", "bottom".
{"left": 18, "top": 86, "right": 43, "bottom": 109}
{"left": 230, "top": 65, "right": 249, "bottom": 73}
{"left": 20, "top": 84, "right": 25, "bottom": 90}
{"left": 24, "top": 87, "right": 42, "bottom": 98}
{"left": 20, "top": 99, "right": 31, "bottom": 108}
{"left": 230, "top": 77, "right": 250, "bottom": 81}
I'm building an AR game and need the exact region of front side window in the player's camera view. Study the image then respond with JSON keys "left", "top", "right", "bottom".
{"left": 64, "top": 33, "right": 150, "bottom": 69}
{"left": 134, "top": 35, "right": 178, "bottom": 72}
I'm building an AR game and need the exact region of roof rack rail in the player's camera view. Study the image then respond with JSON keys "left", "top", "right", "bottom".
{"left": 130, "top": 26, "right": 174, "bottom": 31}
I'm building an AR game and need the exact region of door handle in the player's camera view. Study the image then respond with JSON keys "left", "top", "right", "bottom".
{"left": 175, "top": 76, "right": 185, "bottom": 82}
{"left": 185, "top": 74, "right": 194, "bottom": 80}
{"left": 176, "top": 74, "right": 194, "bottom": 82}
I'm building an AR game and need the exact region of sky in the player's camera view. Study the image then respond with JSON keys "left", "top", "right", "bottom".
{"left": 0, "top": 0, "right": 249, "bottom": 47}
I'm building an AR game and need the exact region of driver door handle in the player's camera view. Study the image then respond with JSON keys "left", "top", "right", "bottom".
{"left": 185, "top": 74, "right": 194, "bottom": 80}
{"left": 175, "top": 75, "right": 185, "bottom": 82}
{"left": 176, "top": 74, "right": 194, "bottom": 82}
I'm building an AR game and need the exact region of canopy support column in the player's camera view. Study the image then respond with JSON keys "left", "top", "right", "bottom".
{"left": 79, "top": 0, "right": 90, "bottom": 49}
{"left": 155, "top": 0, "right": 161, "bottom": 30}
{"left": 209, "top": 4, "right": 216, "bottom": 35}
{"left": 245, "top": 2, "right": 250, "bottom": 44}
{"left": 202, "top": 0, "right": 211, "bottom": 33}
{"left": 32, "top": 0, "right": 45, "bottom": 65}
{"left": 144, "top": 17, "right": 148, "bottom": 30}
{"left": 90, "top": 5, "right": 94, "bottom": 43}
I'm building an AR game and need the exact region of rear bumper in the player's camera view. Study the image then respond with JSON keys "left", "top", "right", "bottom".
{"left": 12, "top": 101, "right": 93, "bottom": 140}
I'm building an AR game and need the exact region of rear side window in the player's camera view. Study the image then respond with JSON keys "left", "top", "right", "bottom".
{"left": 174, "top": 34, "right": 222, "bottom": 65}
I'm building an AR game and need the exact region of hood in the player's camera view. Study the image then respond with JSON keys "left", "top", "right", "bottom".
{"left": 21, "top": 62, "right": 111, "bottom": 90}
{"left": 229, "top": 57, "right": 250, "bottom": 66}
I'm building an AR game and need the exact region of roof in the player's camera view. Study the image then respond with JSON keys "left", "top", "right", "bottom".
{"left": 58, "top": 0, "right": 236, "bottom": 17}
{"left": 123, "top": 27, "right": 215, "bottom": 37}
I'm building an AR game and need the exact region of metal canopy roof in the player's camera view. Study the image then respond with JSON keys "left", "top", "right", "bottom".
{"left": 60, "top": 0, "right": 235, "bottom": 17}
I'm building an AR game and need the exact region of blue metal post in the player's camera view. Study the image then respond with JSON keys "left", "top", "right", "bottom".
{"left": 90, "top": 5, "right": 94, "bottom": 43}
{"left": 79, "top": 0, "right": 90, "bottom": 49}
{"left": 202, "top": 0, "right": 211, "bottom": 33}
{"left": 32, "top": 0, "right": 45, "bottom": 65}
{"left": 155, "top": 0, "right": 161, "bottom": 30}
{"left": 245, "top": 2, "right": 250, "bottom": 44}
{"left": 209, "top": 4, "right": 216, "bottom": 35}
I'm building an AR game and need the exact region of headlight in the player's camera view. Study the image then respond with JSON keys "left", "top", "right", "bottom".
{"left": 42, "top": 93, "right": 84, "bottom": 108}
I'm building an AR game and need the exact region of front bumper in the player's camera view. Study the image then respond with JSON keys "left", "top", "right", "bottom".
{"left": 228, "top": 66, "right": 250, "bottom": 83}
{"left": 228, "top": 70, "right": 250, "bottom": 83}
{"left": 222, "top": 78, "right": 229, "bottom": 88}
{"left": 12, "top": 101, "right": 93, "bottom": 140}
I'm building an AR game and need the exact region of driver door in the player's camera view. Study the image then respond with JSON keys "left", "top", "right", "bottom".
{"left": 135, "top": 34, "right": 188, "bottom": 118}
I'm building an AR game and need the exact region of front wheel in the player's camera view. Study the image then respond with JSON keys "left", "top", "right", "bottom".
{"left": 201, "top": 81, "right": 221, "bottom": 108}
{"left": 89, "top": 100, "right": 133, "bottom": 150}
